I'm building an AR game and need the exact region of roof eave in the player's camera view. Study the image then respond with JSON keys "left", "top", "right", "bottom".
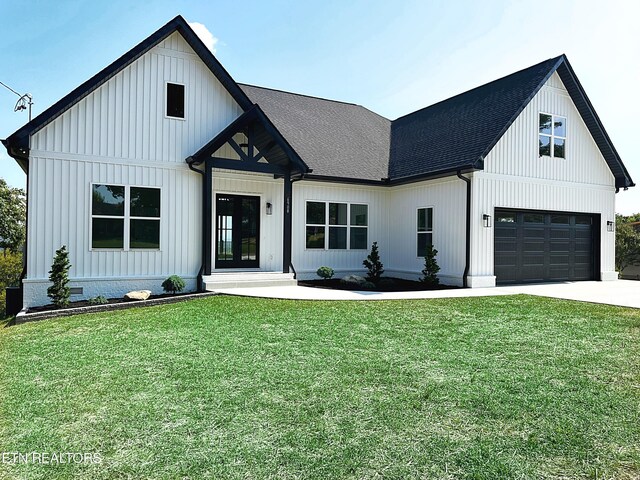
{"left": 555, "top": 57, "right": 635, "bottom": 189}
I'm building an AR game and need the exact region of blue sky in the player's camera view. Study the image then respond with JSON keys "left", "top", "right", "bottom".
{"left": 1, "top": 0, "right": 638, "bottom": 213}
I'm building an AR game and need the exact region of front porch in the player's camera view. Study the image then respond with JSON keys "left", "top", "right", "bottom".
{"left": 186, "top": 105, "right": 310, "bottom": 288}
{"left": 202, "top": 271, "right": 297, "bottom": 290}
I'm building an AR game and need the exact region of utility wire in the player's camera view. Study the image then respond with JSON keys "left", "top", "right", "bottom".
{"left": 0, "top": 80, "right": 23, "bottom": 97}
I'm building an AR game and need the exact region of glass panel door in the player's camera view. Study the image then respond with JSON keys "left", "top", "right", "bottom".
{"left": 215, "top": 194, "right": 260, "bottom": 268}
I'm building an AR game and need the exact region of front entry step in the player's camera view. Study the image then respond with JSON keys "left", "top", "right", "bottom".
{"left": 203, "top": 272, "right": 297, "bottom": 290}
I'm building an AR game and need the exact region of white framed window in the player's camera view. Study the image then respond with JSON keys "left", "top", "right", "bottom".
{"left": 305, "top": 201, "right": 368, "bottom": 250}
{"left": 417, "top": 207, "right": 433, "bottom": 257}
{"left": 166, "top": 82, "right": 185, "bottom": 119}
{"left": 91, "top": 184, "right": 161, "bottom": 250}
{"left": 539, "top": 113, "right": 566, "bottom": 158}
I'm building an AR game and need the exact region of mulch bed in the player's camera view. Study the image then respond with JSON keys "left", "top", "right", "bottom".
{"left": 298, "top": 278, "right": 459, "bottom": 292}
{"left": 26, "top": 291, "right": 197, "bottom": 314}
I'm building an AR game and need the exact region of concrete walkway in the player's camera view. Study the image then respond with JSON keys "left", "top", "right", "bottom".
{"left": 211, "top": 280, "right": 640, "bottom": 308}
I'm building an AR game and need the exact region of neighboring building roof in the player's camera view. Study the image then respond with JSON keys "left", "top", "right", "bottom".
{"left": 239, "top": 84, "right": 390, "bottom": 182}
{"left": 1, "top": 16, "right": 634, "bottom": 189}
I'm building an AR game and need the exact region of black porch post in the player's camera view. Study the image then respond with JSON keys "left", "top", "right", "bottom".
{"left": 204, "top": 160, "right": 213, "bottom": 275}
{"left": 282, "top": 171, "right": 292, "bottom": 273}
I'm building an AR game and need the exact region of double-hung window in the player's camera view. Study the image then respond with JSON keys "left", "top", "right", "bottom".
{"left": 305, "top": 201, "right": 368, "bottom": 250}
{"left": 91, "top": 184, "right": 161, "bottom": 250}
{"left": 417, "top": 207, "right": 433, "bottom": 257}
{"left": 539, "top": 113, "right": 566, "bottom": 158}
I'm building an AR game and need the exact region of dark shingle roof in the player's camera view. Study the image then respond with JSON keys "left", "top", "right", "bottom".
{"left": 389, "top": 56, "right": 562, "bottom": 180}
{"left": 239, "top": 56, "right": 633, "bottom": 188}
{"left": 2, "top": 12, "right": 632, "bottom": 189}
{"left": 239, "top": 84, "right": 390, "bottom": 182}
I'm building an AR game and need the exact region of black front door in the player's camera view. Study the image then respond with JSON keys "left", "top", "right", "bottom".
{"left": 215, "top": 194, "right": 260, "bottom": 268}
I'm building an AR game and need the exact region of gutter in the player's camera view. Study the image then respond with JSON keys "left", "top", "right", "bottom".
{"left": 456, "top": 170, "right": 471, "bottom": 288}
{"left": 186, "top": 156, "right": 205, "bottom": 292}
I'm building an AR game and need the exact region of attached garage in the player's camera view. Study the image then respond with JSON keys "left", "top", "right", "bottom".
{"left": 494, "top": 209, "right": 599, "bottom": 285}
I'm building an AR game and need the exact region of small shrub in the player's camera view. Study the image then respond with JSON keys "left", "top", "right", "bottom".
{"left": 47, "top": 246, "right": 72, "bottom": 308}
{"left": 363, "top": 242, "right": 384, "bottom": 284}
{"left": 316, "top": 266, "right": 335, "bottom": 280}
{"left": 88, "top": 295, "right": 108, "bottom": 305}
{"left": 362, "top": 281, "right": 376, "bottom": 290}
{"left": 162, "top": 275, "right": 186, "bottom": 294}
{"left": 420, "top": 244, "right": 440, "bottom": 286}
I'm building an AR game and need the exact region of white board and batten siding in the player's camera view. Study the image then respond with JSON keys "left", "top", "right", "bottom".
{"left": 387, "top": 178, "right": 467, "bottom": 286}
{"left": 291, "top": 182, "right": 389, "bottom": 279}
{"left": 23, "top": 32, "right": 243, "bottom": 307}
{"left": 469, "top": 72, "right": 617, "bottom": 286}
{"left": 291, "top": 177, "right": 467, "bottom": 286}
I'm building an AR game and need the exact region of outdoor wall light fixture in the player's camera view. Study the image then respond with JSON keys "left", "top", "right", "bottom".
{"left": 266, "top": 202, "right": 273, "bottom": 215}
{"left": 607, "top": 220, "right": 614, "bottom": 232}
{"left": 483, "top": 214, "right": 492, "bottom": 228}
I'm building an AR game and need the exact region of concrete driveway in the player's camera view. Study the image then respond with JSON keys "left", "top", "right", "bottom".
{"left": 212, "top": 280, "right": 640, "bottom": 308}
{"left": 496, "top": 280, "right": 640, "bottom": 309}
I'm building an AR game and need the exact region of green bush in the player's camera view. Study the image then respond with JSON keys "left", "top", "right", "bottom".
{"left": 363, "top": 242, "right": 384, "bottom": 284}
{"left": 316, "top": 266, "right": 335, "bottom": 280}
{"left": 162, "top": 275, "right": 186, "bottom": 294}
{"left": 88, "top": 295, "right": 108, "bottom": 305}
{"left": 420, "top": 244, "right": 440, "bottom": 286}
{"left": 47, "top": 246, "right": 72, "bottom": 308}
{"left": 0, "top": 251, "right": 22, "bottom": 288}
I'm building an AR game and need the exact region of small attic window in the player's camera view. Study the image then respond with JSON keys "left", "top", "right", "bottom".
{"left": 166, "top": 83, "right": 185, "bottom": 119}
{"left": 539, "top": 113, "right": 566, "bottom": 158}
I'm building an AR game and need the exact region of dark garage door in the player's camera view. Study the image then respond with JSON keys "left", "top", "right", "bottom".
{"left": 494, "top": 209, "right": 597, "bottom": 285}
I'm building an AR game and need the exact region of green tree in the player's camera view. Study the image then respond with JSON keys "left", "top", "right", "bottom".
{"left": 615, "top": 214, "right": 640, "bottom": 273}
{"left": 363, "top": 242, "right": 384, "bottom": 284}
{"left": 0, "top": 178, "right": 26, "bottom": 253}
{"left": 420, "top": 244, "right": 440, "bottom": 286}
{"left": 47, "top": 246, "right": 72, "bottom": 308}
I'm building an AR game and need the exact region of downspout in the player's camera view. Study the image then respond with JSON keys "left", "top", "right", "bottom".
{"left": 456, "top": 170, "right": 471, "bottom": 288}
{"left": 287, "top": 173, "right": 306, "bottom": 279}
{"left": 1, "top": 140, "right": 29, "bottom": 308}
{"left": 186, "top": 156, "right": 205, "bottom": 292}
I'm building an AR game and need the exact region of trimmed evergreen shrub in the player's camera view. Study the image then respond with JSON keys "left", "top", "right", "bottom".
{"left": 162, "top": 275, "right": 186, "bottom": 294}
{"left": 420, "top": 244, "right": 440, "bottom": 286}
{"left": 363, "top": 242, "right": 384, "bottom": 284}
{"left": 47, "top": 246, "right": 72, "bottom": 308}
{"left": 316, "top": 266, "right": 335, "bottom": 280}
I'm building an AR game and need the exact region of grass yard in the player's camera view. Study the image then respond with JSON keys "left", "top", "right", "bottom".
{"left": 0, "top": 295, "right": 639, "bottom": 479}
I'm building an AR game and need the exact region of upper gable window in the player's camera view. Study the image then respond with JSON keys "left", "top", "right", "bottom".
{"left": 166, "top": 83, "right": 185, "bottom": 119}
{"left": 539, "top": 113, "right": 566, "bottom": 158}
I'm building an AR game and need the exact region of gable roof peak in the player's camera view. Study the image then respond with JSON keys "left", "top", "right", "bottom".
{"left": 3, "top": 14, "right": 253, "bottom": 155}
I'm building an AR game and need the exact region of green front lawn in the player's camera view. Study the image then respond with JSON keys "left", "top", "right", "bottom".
{"left": 0, "top": 295, "right": 639, "bottom": 479}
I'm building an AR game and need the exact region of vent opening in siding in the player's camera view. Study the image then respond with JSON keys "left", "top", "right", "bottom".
{"left": 70, "top": 287, "right": 84, "bottom": 295}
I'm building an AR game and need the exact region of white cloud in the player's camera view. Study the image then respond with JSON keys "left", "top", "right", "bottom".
{"left": 188, "top": 22, "right": 218, "bottom": 54}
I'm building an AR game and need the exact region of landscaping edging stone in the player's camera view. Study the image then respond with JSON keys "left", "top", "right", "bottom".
{"left": 12, "top": 292, "right": 218, "bottom": 325}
